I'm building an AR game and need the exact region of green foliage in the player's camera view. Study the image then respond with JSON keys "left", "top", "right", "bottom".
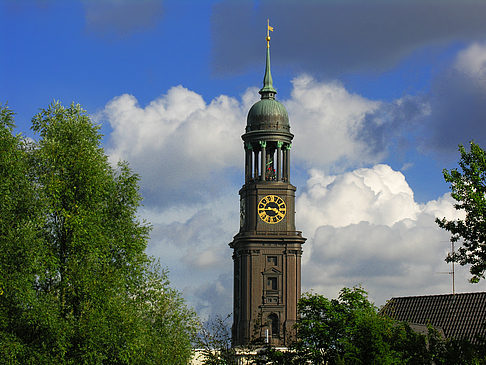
{"left": 290, "top": 287, "right": 411, "bottom": 364}
{"left": 0, "top": 102, "right": 198, "bottom": 364}
{"left": 197, "top": 285, "right": 485, "bottom": 364}
{"left": 0, "top": 104, "right": 46, "bottom": 363}
{"left": 436, "top": 141, "right": 486, "bottom": 282}
{"left": 427, "top": 328, "right": 486, "bottom": 365}
{"left": 257, "top": 287, "right": 485, "bottom": 365}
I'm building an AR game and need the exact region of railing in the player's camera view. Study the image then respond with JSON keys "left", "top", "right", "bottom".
{"left": 236, "top": 230, "right": 303, "bottom": 237}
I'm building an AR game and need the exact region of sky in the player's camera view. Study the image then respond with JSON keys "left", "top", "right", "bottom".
{"left": 2, "top": 0, "right": 486, "bottom": 319}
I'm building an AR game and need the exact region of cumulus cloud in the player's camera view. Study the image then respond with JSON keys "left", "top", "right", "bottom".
{"left": 99, "top": 79, "right": 427, "bottom": 317}
{"left": 99, "top": 68, "right": 486, "bottom": 317}
{"left": 285, "top": 76, "right": 382, "bottom": 169}
{"left": 138, "top": 162, "right": 486, "bottom": 317}
{"left": 455, "top": 43, "right": 486, "bottom": 80}
{"left": 140, "top": 194, "right": 237, "bottom": 317}
{"left": 305, "top": 219, "right": 451, "bottom": 304}
{"left": 296, "top": 165, "right": 420, "bottom": 234}
{"left": 143, "top": 194, "right": 237, "bottom": 266}
{"left": 101, "top": 85, "right": 246, "bottom": 205}
{"left": 211, "top": 0, "right": 486, "bottom": 77}
{"left": 191, "top": 273, "right": 234, "bottom": 320}
{"left": 297, "top": 165, "right": 485, "bottom": 305}
{"left": 284, "top": 76, "right": 429, "bottom": 171}
{"left": 423, "top": 42, "right": 486, "bottom": 155}
{"left": 294, "top": 40, "right": 486, "bottom": 160}
{"left": 101, "top": 78, "right": 414, "bottom": 206}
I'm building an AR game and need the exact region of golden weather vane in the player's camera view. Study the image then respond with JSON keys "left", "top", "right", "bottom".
{"left": 266, "top": 19, "right": 274, "bottom": 48}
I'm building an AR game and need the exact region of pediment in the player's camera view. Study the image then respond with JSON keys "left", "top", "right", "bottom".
{"left": 263, "top": 267, "right": 282, "bottom": 275}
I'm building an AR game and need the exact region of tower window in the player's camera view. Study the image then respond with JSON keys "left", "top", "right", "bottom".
{"left": 267, "top": 277, "right": 277, "bottom": 290}
{"left": 267, "top": 256, "right": 277, "bottom": 266}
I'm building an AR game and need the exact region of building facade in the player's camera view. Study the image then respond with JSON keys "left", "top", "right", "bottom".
{"left": 230, "top": 33, "right": 306, "bottom": 347}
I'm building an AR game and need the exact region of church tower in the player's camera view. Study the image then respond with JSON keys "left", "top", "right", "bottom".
{"left": 230, "top": 24, "right": 306, "bottom": 347}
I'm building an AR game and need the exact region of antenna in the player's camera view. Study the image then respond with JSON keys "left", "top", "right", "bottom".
{"left": 451, "top": 241, "right": 455, "bottom": 295}
{"left": 436, "top": 240, "right": 455, "bottom": 295}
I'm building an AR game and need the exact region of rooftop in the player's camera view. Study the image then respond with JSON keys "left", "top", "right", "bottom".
{"left": 381, "top": 292, "right": 486, "bottom": 343}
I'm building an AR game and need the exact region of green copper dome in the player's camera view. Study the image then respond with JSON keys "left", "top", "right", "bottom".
{"left": 246, "top": 98, "right": 289, "bottom": 132}
{"left": 246, "top": 41, "right": 289, "bottom": 132}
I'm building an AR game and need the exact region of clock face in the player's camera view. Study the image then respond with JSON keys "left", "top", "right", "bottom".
{"left": 258, "top": 195, "right": 286, "bottom": 224}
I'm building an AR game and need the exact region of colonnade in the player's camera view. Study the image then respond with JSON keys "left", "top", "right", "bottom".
{"left": 244, "top": 141, "right": 291, "bottom": 183}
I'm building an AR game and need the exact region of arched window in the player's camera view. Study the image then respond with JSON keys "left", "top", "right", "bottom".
{"left": 268, "top": 313, "right": 279, "bottom": 337}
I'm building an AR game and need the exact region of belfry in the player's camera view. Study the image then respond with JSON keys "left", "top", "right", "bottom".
{"left": 230, "top": 23, "right": 306, "bottom": 347}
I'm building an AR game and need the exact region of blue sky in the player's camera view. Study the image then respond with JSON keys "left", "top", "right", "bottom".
{"left": 3, "top": 0, "right": 486, "bottom": 318}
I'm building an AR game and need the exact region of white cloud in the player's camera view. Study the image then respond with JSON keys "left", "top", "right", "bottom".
{"left": 140, "top": 194, "right": 238, "bottom": 318}
{"left": 296, "top": 165, "right": 419, "bottom": 235}
{"left": 100, "top": 77, "right": 393, "bottom": 207}
{"left": 139, "top": 162, "right": 484, "bottom": 317}
{"left": 285, "top": 75, "right": 383, "bottom": 169}
{"left": 101, "top": 85, "right": 246, "bottom": 205}
{"left": 454, "top": 42, "right": 486, "bottom": 83}
{"left": 143, "top": 195, "right": 237, "bottom": 270}
{"left": 192, "top": 273, "right": 234, "bottom": 320}
{"left": 422, "top": 193, "right": 465, "bottom": 221}
{"left": 99, "top": 75, "right": 486, "bottom": 318}
{"left": 298, "top": 165, "right": 484, "bottom": 305}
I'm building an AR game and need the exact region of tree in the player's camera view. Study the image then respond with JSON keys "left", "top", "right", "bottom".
{"left": 196, "top": 314, "right": 239, "bottom": 365}
{"left": 197, "top": 286, "right": 484, "bottom": 364}
{"left": 0, "top": 104, "right": 46, "bottom": 362}
{"left": 260, "top": 287, "right": 485, "bottom": 365}
{"left": 254, "top": 287, "right": 435, "bottom": 364}
{"left": 0, "top": 102, "right": 198, "bottom": 364}
{"left": 436, "top": 141, "right": 486, "bottom": 282}
{"left": 290, "top": 286, "right": 420, "bottom": 364}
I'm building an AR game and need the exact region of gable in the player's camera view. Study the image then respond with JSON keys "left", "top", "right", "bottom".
{"left": 263, "top": 267, "right": 282, "bottom": 275}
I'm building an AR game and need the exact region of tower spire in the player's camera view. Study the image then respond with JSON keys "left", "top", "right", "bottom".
{"left": 231, "top": 22, "right": 305, "bottom": 347}
{"left": 259, "top": 19, "right": 277, "bottom": 99}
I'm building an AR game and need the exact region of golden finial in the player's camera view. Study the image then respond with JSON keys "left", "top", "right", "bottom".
{"left": 266, "top": 19, "right": 274, "bottom": 48}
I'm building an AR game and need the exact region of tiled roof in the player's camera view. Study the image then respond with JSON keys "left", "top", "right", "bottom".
{"left": 381, "top": 292, "right": 486, "bottom": 343}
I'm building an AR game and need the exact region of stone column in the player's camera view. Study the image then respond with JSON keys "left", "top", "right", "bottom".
{"left": 254, "top": 150, "right": 259, "bottom": 179}
{"left": 260, "top": 141, "right": 266, "bottom": 181}
{"left": 245, "top": 144, "right": 249, "bottom": 182}
{"left": 285, "top": 144, "right": 291, "bottom": 182}
{"left": 245, "top": 143, "right": 253, "bottom": 182}
{"left": 282, "top": 148, "right": 287, "bottom": 182}
{"left": 276, "top": 141, "right": 282, "bottom": 181}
